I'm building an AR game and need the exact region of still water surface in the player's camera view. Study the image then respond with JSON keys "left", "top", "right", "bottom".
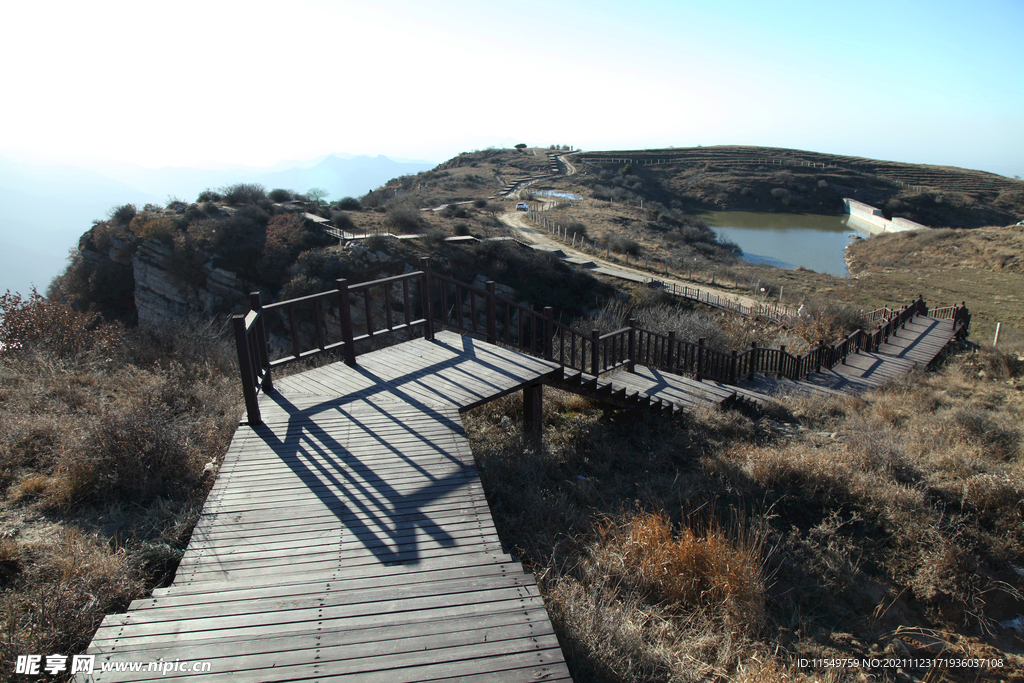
{"left": 703, "top": 211, "right": 871, "bottom": 278}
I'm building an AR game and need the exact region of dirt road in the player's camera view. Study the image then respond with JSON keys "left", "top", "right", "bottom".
{"left": 498, "top": 208, "right": 771, "bottom": 311}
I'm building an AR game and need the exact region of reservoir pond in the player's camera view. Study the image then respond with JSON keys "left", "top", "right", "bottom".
{"left": 703, "top": 211, "right": 871, "bottom": 278}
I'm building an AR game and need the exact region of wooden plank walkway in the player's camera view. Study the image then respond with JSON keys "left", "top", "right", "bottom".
{"left": 742, "top": 315, "right": 957, "bottom": 398}
{"left": 550, "top": 365, "right": 739, "bottom": 413}
{"left": 80, "top": 332, "right": 572, "bottom": 682}
{"left": 79, "top": 309, "right": 962, "bottom": 680}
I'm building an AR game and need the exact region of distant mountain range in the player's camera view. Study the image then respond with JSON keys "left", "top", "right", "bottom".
{"left": 0, "top": 153, "right": 436, "bottom": 296}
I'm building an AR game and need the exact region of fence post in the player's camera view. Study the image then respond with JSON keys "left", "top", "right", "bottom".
{"left": 750, "top": 341, "right": 758, "bottom": 379}
{"left": 816, "top": 340, "right": 825, "bottom": 372}
{"left": 667, "top": 331, "right": 676, "bottom": 370}
{"left": 778, "top": 345, "right": 786, "bottom": 379}
{"left": 730, "top": 350, "right": 738, "bottom": 384}
{"left": 627, "top": 318, "right": 636, "bottom": 372}
{"left": 418, "top": 258, "right": 435, "bottom": 341}
{"left": 486, "top": 281, "right": 497, "bottom": 344}
{"left": 336, "top": 279, "right": 357, "bottom": 366}
{"left": 696, "top": 338, "right": 705, "bottom": 382}
{"left": 233, "top": 314, "right": 262, "bottom": 426}
{"left": 248, "top": 291, "right": 272, "bottom": 393}
{"left": 543, "top": 306, "right": 554, "bottom": 361}
{"left": 591, "top": 329, "right": 600, "bottom": 375}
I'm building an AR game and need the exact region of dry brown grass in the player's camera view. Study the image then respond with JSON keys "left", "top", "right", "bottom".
{"left": 0, "top": 296, "right": 239, "bottom": 671}
{"left": 591, "top": 510, "right": 765, "bottom": 627}
{"left": 1, "top": 529, "right": 143, "bottom": 667}
{"left": 464, "top": 344, "right": 1024, "bottom": 682}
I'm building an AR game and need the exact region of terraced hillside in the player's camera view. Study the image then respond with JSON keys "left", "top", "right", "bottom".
{"left": 574, "top": 145, "right": 1024, "bottom": 228}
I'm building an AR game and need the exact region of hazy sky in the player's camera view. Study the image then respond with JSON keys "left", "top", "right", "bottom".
{"left": 2, "top": 0, "right": 1021, "bottom": 176}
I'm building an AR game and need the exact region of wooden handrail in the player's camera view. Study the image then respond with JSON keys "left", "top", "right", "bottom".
{"left": 233, "top": 260, "right": 968, "bottom": 426}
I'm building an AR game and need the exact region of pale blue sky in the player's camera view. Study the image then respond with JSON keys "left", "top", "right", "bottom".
{"left": 2, "top": 0, "right": 1021, "bottom": 176}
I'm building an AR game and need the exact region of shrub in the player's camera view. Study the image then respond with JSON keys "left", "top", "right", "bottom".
{"left": 46, "top": 398, "right": 202, "bottom": 507}
{"left": 130, "top": 215, "right": 180, "bottom": 241}
{"left": 258, "top": 214, "right": 333, "bottom": 286}
{"left": 363, "top": 234, "right": 397, "bottom": 252}
{"left": 453, "top": 222, "right": 470, "bottom": 236}
{"left": 167, "top": 233, "right": 206, "bottom": 286}
{"left": 566, "top": 221, "right": 587, "bottom": 239}
{"left": 441, "top": 204, "right": 467, "bottom": 219}
{"left": 473, "top": 198, "right": 488, "bottom": 209}
{"left": 383, "top": 203, "right": 424, "bottom": 233}
{"left": 336, "top": 196, "right": 362, "bottom": 211}
{"left": 107, "top": 203, "right": 138, "bottom": 226}
{"left": 196, "top": 188, "right": 222, "bottom": 203}
{"left": 608, "top": 234, "right": 640, "bottom": 255}
{"left": 331, "top": 212, "right": 355, "bottom": 232}
{"left": 280, "top": 273, "right": 323, "bottom": 300}
{"left": 219, "top": 182, "right": 266, "bottom": 205}
{"left": 209, "top": 207, "right": 269, "bottom": 278}
{"left": 791, "top": 300, "right": 867, "bottom": 348}
{"left": 0, "top": 288, "right": 123, "bottom": 358}
{"left": 515, "top": 143, "right": 527, "bottom": 149}
{"left": 268, "top": 188, "right": 296, "bottom": 202}
{"left": 46, "top": 253, "right": 136, "bottom": 324}
{"left": 293, "top": 247, "right": 349, "bottom": 284}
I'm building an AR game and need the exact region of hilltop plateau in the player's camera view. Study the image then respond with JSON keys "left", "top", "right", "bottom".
{"left": 2, "top": 145, "right": 1023, "bottom": 682}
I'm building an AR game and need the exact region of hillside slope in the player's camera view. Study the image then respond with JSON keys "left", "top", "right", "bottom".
{"left": 574, "top": 145, "right": 1024, "bottom": 228}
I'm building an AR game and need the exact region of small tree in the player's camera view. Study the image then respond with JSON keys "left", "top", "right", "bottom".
{"left": 514, "top": 143, "right": 527, "bottom": 150}
{"left": 306, "top": 187, "right": 329, "bottom": 205}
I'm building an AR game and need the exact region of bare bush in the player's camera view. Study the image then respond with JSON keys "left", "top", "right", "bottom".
{"left": 383, "top": 203, "right": 424, "bottom": 233}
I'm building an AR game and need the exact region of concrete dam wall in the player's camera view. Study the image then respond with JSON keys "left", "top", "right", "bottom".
{"left": 844, "top": 198, "right": 929, "bottom": 233}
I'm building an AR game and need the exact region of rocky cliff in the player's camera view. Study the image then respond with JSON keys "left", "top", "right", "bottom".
{"left": 132, "top": 240, "right": 245, "bottom": 326}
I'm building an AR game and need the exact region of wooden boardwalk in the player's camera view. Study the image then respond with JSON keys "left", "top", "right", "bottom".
{"left": 79, "top": 265, "right": 967, "bottom": 681}
{"left": 81, "top": 332, "right": 573, "bottom": 682}
{"left": 742, "top": 315, "right": 957, "bottom": 398}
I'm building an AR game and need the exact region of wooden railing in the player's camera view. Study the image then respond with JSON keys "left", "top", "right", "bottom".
{"left": 664, "top": 283, "right": 798, "bottom": 323}
{"left": 930, "top": 302, "right": 971, "bottom": 339}
{"left": 234, "top": 261, "right": 968, "bottom": 425}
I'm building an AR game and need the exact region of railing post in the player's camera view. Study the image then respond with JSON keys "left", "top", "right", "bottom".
{"left": 667, "top": 331, "right": 676, "bottom": 370}
{"left": 750, "top": 341, "right": 758, "bottom": 378}
{"left": 486, "top": 281, "right": 497, "bottom": 344}
{"left": 248, "top": 291, "right": 272, "bottom": 392}
{"left": 233, "top": 314, "right": 262, "bottom": 426}
{"left": 336, "top": 279, "right": 357, "bottom": 366}
{"left": 543, "top": 306, "right": 554, "bottom": 361}
{"left": 696, "top": 338, "right": 705, "bottom": 382}
{"left": 523, "top": 382, "right": 543, "bottom": 444}
{"left": 418, "top": 258, "right": 435, "bottom": 341}
{"left": 816, "top": 340, "right": 825, "bottom": 372}
{"left": 778, "top": 345, "right": 785, "bottom": 378}
{"left": 730, "top": 350, "right": 738, "bottom": 384}
{"left": 627, "top": 318, "right": 636, "bottom": 372}
{"left": 591, "top": 329, "right": 600, "bottom": 375}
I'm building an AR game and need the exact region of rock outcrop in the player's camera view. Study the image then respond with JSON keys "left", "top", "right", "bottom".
{"left": 132, "top": 240, "right": 245, "bottom": 326}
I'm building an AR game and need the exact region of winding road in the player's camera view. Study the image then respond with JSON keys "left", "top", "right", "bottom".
{"left": 498, "top": 154, "right": 777, "bottom": 313}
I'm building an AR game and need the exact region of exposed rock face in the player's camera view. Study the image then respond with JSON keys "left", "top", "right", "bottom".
{"left": 132, "top": 241, "right": 246, "bottom": 326}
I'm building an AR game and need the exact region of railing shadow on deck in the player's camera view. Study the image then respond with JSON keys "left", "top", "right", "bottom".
{"left": 233, "top": 258, "right": 971, "bottom": 426}
{"left": 225, "top": 332, "right": 568, "bottom": 566}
